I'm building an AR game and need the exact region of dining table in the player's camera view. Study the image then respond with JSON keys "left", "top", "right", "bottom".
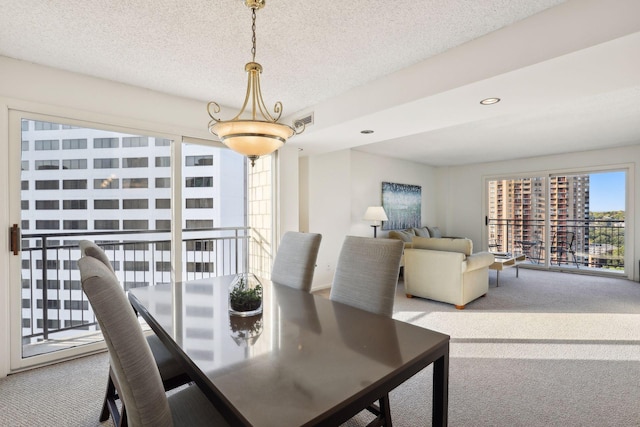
{"left": 128, "top": 275, "right": 450, "bottom": 426}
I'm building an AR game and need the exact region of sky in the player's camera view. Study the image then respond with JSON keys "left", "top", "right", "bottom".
{"left": 589, "top": 171, "right": 625, "bottom": 212}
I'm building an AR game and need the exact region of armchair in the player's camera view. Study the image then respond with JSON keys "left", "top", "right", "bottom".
{"left": 404, "top": 237, "right": 494, "bottom": 309}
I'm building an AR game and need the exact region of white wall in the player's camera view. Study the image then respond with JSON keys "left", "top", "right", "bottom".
{"left": 303, "top": 149, "right": 437, "bottom": 288}
{"left": 437, "top": 144, "right": 639, "bottom": 280}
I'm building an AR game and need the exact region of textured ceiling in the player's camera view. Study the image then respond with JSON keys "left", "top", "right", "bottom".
{"left": 1, "top": 0, "right": 640, "bottom": 166}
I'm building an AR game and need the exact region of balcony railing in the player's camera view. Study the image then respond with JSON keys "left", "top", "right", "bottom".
{"left": 487, "top": 218, "right": 624, "bottom": 271}
{"left": 20, "top": 227, "right": 250, "bottom": 353}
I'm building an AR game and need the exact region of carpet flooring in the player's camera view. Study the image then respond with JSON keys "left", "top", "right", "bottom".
{"left": 1, "top": 268, "right": 639, "bottom": 426}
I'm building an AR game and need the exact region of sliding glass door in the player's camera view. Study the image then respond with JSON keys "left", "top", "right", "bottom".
{"left": 8, "top": 111, "right": 250, "bottom": 370}
{"left": 486, "top": 170, "right": 626, "bottom": 275}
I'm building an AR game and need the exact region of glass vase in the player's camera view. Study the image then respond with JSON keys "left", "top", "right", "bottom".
{"left": 228, "top": 273, "right": 263, "bottom": 317}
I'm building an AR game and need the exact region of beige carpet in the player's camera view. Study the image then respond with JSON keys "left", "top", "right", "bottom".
{"left": 1, "top": 268, "right": 639, "bottom": 426}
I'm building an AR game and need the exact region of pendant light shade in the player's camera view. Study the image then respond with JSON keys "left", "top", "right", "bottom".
{"left": 207, "top": 1, "right": 304, "bottom": 166}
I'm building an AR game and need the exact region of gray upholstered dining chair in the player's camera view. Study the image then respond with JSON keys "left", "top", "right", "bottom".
{"left": 329, "top": 236, "right": 404, "bottom": 426}
{"left": 270, "top": 231, "right": 322, "bottom": 292}
{"left": 79, "top": 240, "right": 190, "bottom": 426}
{"left": 79, "top": 256, "right": 230, "bottom": 427}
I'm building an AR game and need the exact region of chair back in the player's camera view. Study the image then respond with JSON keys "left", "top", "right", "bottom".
{"left": 330, "top": 236, "right": 404, "bottom": 317}
{"left": 79, "top": 256, "right": 173, "bottom": 427}
{"left": 79, "top": 240, "right": 115, "bottom": 273}
{"left": 271, "top": 232, "right": 322, "bottom": 292}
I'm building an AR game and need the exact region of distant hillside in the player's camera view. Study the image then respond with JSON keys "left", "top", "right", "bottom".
{"left": 590, "top": 211, "right": 624, "bottom": 221}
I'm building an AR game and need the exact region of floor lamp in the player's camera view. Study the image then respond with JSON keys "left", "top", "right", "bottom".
{"left": 363, "top": 206, "right": 388, "bottom": 238}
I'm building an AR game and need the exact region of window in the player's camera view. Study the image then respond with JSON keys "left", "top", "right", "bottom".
{"left": 63, "top": 260, "right": 79, "bottom": 270}
{"left": 95, "top": 199, "right": 119, "bottom": 209}
{"left": 186, "top": 198, "right": 213, "bottom": 209}
{"left": 21, "top": 160, "right": 29, "bottom": 171}
{"left": 155, "top": 177, "right": 170, "bottom": 188}
{"left": 64, "top": 300, "right": 89, "bottom": 310}
{"left": 156, "top": 261, "right": 172, "bottom": 272}
{"left": 22, "top": 299, "right": 30, "bottom": 309}
{"left": 21, "top": 120, "right": 29, "bottom": 131}
{"left": 62, "top": 138, "right": 87, "bottom": 149}
{"left": 21, "top": 140, "right": 28, "bottom": 151}
{"left": 122, "top": 178, "right": 148, "bottom": 189}
{"left": 123, "top": 220, "right": 148, "bottom": 229}
{"left": 186, "top": 240, "right": 214, "bottom": 251}
{"left": 34, "top": 121, "right": 59, "bottom": 131}
{"left": 186, "top": 155, "right": 213, "bottom": 166}
{"left": 186, "top": 220, "right": 213, "bottom": 229}
{"left": 21, "top": 220, "right": 29, "bottom": 230}
{"left": 21, "top": 200, "right": 29, "bottom": 209}
{"left": 36, "top": 200, "right": 59, "bottom": 210}
{"left": 63, "top": 220, "right": 87, "bottom": 230}
{"left": 156, "top": 199, "right": 170, "bottom": 209}
{"left": 155, "top": 156, "right": 170, "bottom": 167}
{"left": 94, "top": 158, "right": 119, "bottom": 169}
{"left": 123, "top": 199, "right": 148, "bottom": 209}
{"left": 186, "top": 177, "right": 213, "bottom": 187}
{"left": 37, "top": 319, "right": 60, "bottom": 329}
{"left": 36, "top": 261, "right": 59, "bottom": 271}
{"left": 35, "top": 180, "right": 59, "bottom": 190}
{"left": 94, "top": 137, "right": 118, "bottom": 148}
{"left": 63, "top": 280, "right": 82, "bottom": 290}
{"left": 62, "top": 159, "right": 87, "bottom": 169}
{"left": 155, "top": 138, "right": 171, "bottom": 146}
{"left": 63, "top": 179, "right": 87, "bottom": 190}
{"left": 21, "top": 180, "right": 29, "bottom": 190}
{"left": 36, "top": 220, "right": 59, "bottom": 230}
{"left": 95, "top": 220, "right": 119, "bottom": 230}
{"left": 122, "top": 157, "right": 148, "bottom": 168}
{"left": 187, "top": 262, "right": 215, "bottom": 272}
{"left": 123, "top": 136, "right": 149, "bottom": 147}
{"left": 63, "top": 200, "right": 87, "bottom": 210}
{"left": 35, "top": 160, "right": 60, "bottom": 170}
{"left": 94, "top": 177, "right": 119, "bottom": 189}
{"left": 156, "top": 220, "right": 171, "bottom": 229}
{"left": 37, "top": 299, "right": 60, "bottom": 309}
{"left": 35, "top": 139, "right": 59, "bottom": 150}
{"left": 124, "top": 261, "right": 150, "bottom": 271}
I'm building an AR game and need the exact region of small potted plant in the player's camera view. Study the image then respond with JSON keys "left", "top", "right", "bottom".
{"left": 228, "top": 273, "right": 263, "bottom": 317}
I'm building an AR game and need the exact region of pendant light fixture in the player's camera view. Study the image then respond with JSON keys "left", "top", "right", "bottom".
{"left": 207, "top": 0, "right": 305, "bottom": 166}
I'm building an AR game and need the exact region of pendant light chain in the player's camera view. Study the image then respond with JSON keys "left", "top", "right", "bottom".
{"left": 251, "top": 8, "right": 257, "bottom": 62}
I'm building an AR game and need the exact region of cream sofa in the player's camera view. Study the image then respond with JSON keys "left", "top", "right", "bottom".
{"left": 404, "top": 236, "right": 494, "bottom": 309}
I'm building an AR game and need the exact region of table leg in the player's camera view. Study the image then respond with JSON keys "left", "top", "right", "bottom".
{"left": 432, "top": 347, "right": 449, "bottom": 426}
{"left": 496, "top": 270, "right": 500, "bottom": 287}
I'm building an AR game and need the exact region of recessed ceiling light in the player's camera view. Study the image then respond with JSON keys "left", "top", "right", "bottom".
{"left": 480, "top": 97, "right": 501, "bottom": 105}
{"left": 361, "top": 130, "right": 374, "bottom": 134}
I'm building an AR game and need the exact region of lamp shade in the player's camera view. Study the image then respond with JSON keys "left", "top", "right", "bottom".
{"left": 363, "top": 206, "right": 388, "bottom": 222}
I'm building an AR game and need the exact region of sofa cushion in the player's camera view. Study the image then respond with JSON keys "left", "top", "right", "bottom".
{"left": 426, "top": 226, "right": 443, "bottom": 238}
{"left": 388, "top": 229, "right": 416, "bottom": 243}
{"left": 412, "top": 227, "right": 431, "bottom": 238}
{"left": 412, "top": 236, "right": 473, "bottom": 256}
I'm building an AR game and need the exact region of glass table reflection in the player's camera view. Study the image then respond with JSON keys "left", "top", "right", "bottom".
{"left": 129, "top": 276, "right": 450, "bottom": 426}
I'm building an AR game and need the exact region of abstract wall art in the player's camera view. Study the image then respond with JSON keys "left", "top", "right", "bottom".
{"left": 381, "top": 182, "right": 421, "bottom": 230}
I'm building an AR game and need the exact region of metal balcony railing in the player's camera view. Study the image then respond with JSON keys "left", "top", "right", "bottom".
{"left": 487, "top": 218, "right": 624, "bottom": 271}
{"left": 20, "top": 227, "right": 251, "bottom": 347}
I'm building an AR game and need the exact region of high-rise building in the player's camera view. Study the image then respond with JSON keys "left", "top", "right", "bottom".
{"left": 488, "top": 175, "right": 589, "bottom": 263}
{"left": 19, "top": 118, "right": 245, "bottom": 350}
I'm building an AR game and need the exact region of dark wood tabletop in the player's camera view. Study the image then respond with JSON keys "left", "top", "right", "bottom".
{"left": 129, "top": 276, "right": 450, "bottom": 426}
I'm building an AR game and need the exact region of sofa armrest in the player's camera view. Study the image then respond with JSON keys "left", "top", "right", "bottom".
{"left": 463, "top": 252, "right": 495, "bottom": 272}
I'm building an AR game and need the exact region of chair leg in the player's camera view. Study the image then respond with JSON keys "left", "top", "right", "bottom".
{"left": 365, "top": 394, "right": 392, "bottom": 427}
{"left": 101, "top": 367, "right": 126, "bottom": 427}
